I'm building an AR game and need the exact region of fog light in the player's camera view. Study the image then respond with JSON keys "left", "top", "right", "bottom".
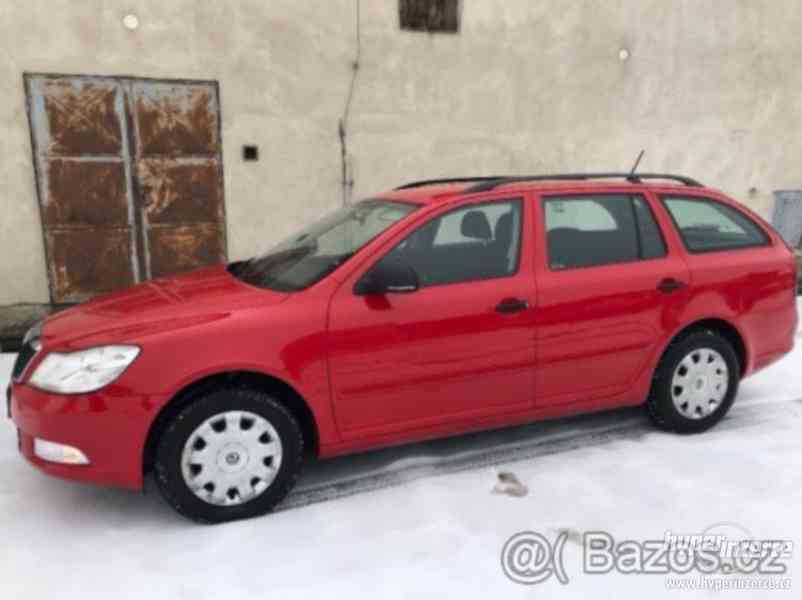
{"left": 34, "top": 438, "right": 89, "bottom": 465}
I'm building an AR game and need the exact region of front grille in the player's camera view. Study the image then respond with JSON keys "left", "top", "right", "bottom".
{"left": 12, "top": 341, "right": 37, "bottom": 381}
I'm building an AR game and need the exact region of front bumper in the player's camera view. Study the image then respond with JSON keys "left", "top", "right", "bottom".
{"left": 8, "top": 382, "right": 165, "bottom": 489}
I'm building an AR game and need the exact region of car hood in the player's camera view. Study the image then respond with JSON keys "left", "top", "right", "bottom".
{"left": 41, "top": 265, "right": 288, "bottom": 349}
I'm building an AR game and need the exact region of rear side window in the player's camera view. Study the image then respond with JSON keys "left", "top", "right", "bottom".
{"left": 661, "top": 196, "right": 769, "bottom": 252}
{"left": 543, "top": 194, "right": 666, "bottom": 270}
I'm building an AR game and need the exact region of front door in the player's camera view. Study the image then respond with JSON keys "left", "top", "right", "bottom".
{"left": 24, "top": 74, "right": 226, "bottom": 303}
{"left": 328, "top": 196, "right": 536, "bottom": 438}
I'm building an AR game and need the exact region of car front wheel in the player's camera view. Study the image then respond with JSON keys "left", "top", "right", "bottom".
{"left": 154, "top": 387, "right": 304, "bottom": 523}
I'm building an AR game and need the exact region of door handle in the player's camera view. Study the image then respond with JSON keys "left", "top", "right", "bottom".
{"left": 495, "top": 298, "right": 529, "bottom": 314}
{"left": 657, "top": 278, "right": 687, "bottom": 294}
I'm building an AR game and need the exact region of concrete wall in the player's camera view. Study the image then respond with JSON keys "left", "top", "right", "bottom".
{"left": 1, "top": 0, "right": 801, "bottom": 305}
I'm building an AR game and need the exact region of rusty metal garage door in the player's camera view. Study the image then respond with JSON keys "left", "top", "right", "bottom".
{"left": 24, "top": 74, "right": 226, "bottom": 303}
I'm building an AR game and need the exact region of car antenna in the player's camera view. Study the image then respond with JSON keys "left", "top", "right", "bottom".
{"left": 628, "top": 149, "right": 645, "bottom": 181}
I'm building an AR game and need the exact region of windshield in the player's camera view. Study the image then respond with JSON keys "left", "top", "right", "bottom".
{"left": 230, "top": 199, "right": 417, "bottom": 291}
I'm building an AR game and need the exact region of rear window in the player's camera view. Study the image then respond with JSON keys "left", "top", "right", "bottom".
{"left": 543, "top": 194, "right": 666, "bottom": 270}
{"left": 661, "top": 196, "right": 769, "bottom": 253}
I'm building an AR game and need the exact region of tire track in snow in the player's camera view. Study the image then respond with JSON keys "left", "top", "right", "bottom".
{"left": 278, "top": 398, "right": 802, "bottom": 512}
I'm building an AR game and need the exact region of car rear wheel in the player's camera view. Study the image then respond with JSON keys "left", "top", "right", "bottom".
{"left": 646, "top": 330, "right": 740, "bottom": 434}
{"left": 154, "top": 387, "right": 303, "bottom": 523}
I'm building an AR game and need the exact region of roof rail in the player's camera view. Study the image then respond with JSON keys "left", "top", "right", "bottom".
{"left": 395, "top": 177, "right": 508, "bottom": 190}
{"left": 464, "top": 172, "right": 703, "bottom": 193}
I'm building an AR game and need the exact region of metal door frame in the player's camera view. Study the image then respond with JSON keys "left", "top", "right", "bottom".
{"left": 23, "top": 72, "right": 227, "bottom": 304}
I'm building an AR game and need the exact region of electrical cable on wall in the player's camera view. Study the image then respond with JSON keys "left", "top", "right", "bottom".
{"left": 339, "top": 0, "right": 361, "bottom": 206}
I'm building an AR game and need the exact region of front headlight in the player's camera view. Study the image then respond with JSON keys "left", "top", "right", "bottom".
{"left": 29, "top": 345, "right": 141, "bottom": 394}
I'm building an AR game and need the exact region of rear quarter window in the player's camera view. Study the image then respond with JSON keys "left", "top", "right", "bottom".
{"left": 661, "top": 195, "right": 770, "bottom": 253}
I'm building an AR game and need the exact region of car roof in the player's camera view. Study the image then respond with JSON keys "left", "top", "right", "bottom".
{"left": 378, "top": 175, "right": 711, "bottom": 205}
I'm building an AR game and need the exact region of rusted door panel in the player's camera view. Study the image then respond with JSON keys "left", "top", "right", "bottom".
{"left": 137, "top": 159, "right": 223, "bottom": 225}
{"left": 147, "top": 224, "right": 226, "bottom": 279}
{"left": 31, "top": 78, "right": 123, "bottom": 156}
{"left": 25, "top": 74, "right": 227, "bottom": 302}
{"left": 26, "top": 75, "right": 137, "bottom": 303}
{"left": 46, "top": 229, "right": 136, "bottom": 301}
{"left": 132, "top": 82, "right": 220, "bottom": 157}
{"left": 131, "top": 80, "right": 226, "bottom": 279}
{"left": 42, "top": 160, "right": 129, "bottom": 227}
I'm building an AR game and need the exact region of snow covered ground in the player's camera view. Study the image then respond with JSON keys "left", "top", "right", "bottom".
{"left": 1, "top": 306, "right": 801, "bottom": 599}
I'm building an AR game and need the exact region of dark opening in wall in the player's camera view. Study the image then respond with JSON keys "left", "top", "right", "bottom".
{"left": 243, "top": 145, "right": 259, "bottom": 162}
{"left": 399, "top": 0, "right": 460, "bottom": 33}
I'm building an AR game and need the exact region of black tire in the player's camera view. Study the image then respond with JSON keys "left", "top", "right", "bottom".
{"left": 154, "top": 387, "right": 303, "bottom": 523}
{"left": 646, "top": 330, "right": 740, "bottom": 434}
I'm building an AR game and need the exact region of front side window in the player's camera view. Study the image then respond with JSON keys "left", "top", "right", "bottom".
{"left": 377, "top": 198, "right": 523, "bottom": 287}
{"left": 544, "top": 194, "right": 666, "bottom": 270}
{"left": 661, "top": 195, "right": 769, "bottom": 252}
{"left": 231, "top": 199, "right": 417, "bottom": 291}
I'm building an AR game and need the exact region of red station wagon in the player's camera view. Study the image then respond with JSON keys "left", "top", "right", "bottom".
{"left": 7, "top": 173, "right": 798, "bottom": 522}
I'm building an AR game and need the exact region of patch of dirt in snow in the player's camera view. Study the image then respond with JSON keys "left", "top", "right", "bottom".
{"left": 491, "top": 470, "right": 528, "bottom": 497}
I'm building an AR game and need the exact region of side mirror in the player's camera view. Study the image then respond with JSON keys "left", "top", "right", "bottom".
{"left": 354, "top": 262, "right": 419, "bottom": 296}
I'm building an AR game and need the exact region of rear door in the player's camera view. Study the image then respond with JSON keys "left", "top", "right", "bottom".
{"left": 532, "top": 189, "right": 690, "bottom": 407}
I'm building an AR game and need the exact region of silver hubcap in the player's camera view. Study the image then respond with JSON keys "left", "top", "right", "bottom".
{"left": 181, "top": 411, "right": 283, "bottom": 506}
{"left": 671, "top": 348, "right": 729, "bottom": 420}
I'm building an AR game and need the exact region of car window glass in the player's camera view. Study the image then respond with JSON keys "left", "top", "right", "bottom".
{"left": 544, "top": 194, "right": 664, "bottom": 269}
{"left": 662, "top": 196, "right": 769, "bottom": 252}
{"left": 434, "top": 203, "right": 512, "bottom": 245}
{"left": 545, "top": 199, "right": 616, "bottom": 231}
{"left": 378, "top": 199, "right": 523, "bottom": 287}
{"left": 233, "top": 200, "right": 416, "bottom": 291}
